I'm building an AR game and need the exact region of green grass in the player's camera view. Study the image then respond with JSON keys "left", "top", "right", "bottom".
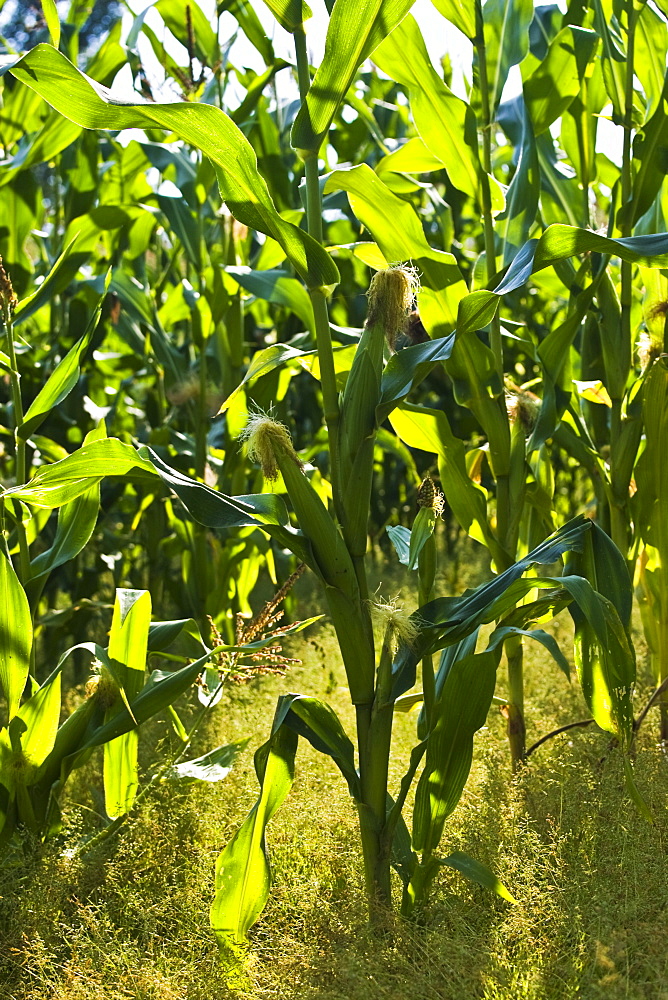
{"left": 2, "top": 556, "right": 668, "bottom": 1000}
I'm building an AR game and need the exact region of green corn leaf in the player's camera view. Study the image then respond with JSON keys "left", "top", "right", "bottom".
{"left": 219, "top": 0, "right": 274, "bottom": 65}
{"left": 485, "top": 625, "right": 571, "bottom": 679}
{"left": 166, "top": 706, "right": 189, "bottom": 743}
{"left": 374, "top": 15, "right": 481, "bottom": 202}
{"left": 324, "top": 165, "right": 467, "bottom": 334}
{"left": 218, "top": 344, "right": 309, "bottom": 413}
{"left": 142, "top": 446, "right": 290, "bottom": 528}
{"left": 162, "top": 739, "right": 250, "bottom": 783}
{"left": 211, "top": 723, "right": 298, "bottom": 948}
{"left": 103, "top": 589, "right": 151, "bottom": 819}
{"left": 429, "top": 0, "right": 475, "bottom": 39}
{"left": 592, "top": 0, "right": 626, "bottom": 123}
{"left": 155, "top": 0, "right": 219, "bottom": 67}
{"left": 375, "top": 135, "right": 444, "bottom": 175}
{"left": 276, "top": 694, "right": 360, "bottom": 797}
{"left": 5, "top": 439, "right": 157, "bottom": 509}
{"left": 523, "top": 27, "right": 598, "bottom": 136}
{"left": 148, "top": 618, "right": 208, "bottom": 657}
{"left": 483, "top": 0, "right": 534, "bottom": 116}
{"left": 496, "top": 105, "right": 538, "bottom": 265}
{"left": 559, "top": 570, "right": 635, "bottom": 746}
{"left": 141, "top": 448, "right": 314, "bottom": 569}
{"left": 466, "top": 226, "right": 668, "bottom": 336}
{"left": 7, "top": 670, "right": 62, "bottom": 776}
{"left": 440, "top": 851, "right": 516, "bottom": 902}
{"left": 0, "top": 112, "right": 81, "bottom": 190}
{"left": 412, "top": 649, "right": 498, "bottom": 853}
{"left": 636, "top": 3, "right": 668, "bottom": 120}
{"left": 260, "top": 0, "right": 312, "bottom": 31}
{"left": 291, "top": 0, "right": 416, "bottom": 155}
{"left": 0, "top": 536, "right": 32, "bottom": 722}
{"left": 19, "top": 275, "right": 109, "bottom": 441}
{"left": 389, "top": 403, "right": 496, "bottom": 556}
{"left": 407, "top": 507, "right": 436, "bottom": 572}
{"left": 6, "top": 44, "right": 338, "bottom": 291}
{"left": 635, "top": 359, "right": 668, "bottom": 551}
{"left": 27, "top": 481, "right": 99, "bottom": 584}
{"left": 387, "top": 524, "right": 412, "bottom": 566}
{"left": 625, "top": 70, "right": 668, "bottom": 230}
{"left": 13, "top": 236, "right": 88, "bottom": 326}
{"left": 41, "top": 0, "right": 60, "bottom": 48}
{"left": 226, "top": 267, "right": 315, "bottom": 335}
{"left": 156, "top": 195, "right": 202, "bottom": 271}
{"left": 392, "top": 516, "right": 592, "bottom": 696}
{"left": 25, "top": 419, "right": 105, "bottom": 589}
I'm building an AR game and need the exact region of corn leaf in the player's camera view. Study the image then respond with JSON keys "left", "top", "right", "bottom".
{"left": 142, "top": 446, "right": 290, "bottom": 528}
{"left": 276, "top": 694, "right": 360, "bottom": 797}
{"left": 592, "top": 0, "right": 626, "bottom": 123}
{"left": 429, "top": 0, "right": 475, "bottom": 39}
{"left": 19, "top": 276, "right": 108, "bottom": 441}
{"left": 0, "top": 537, "right": 32, "bottom": 722}
{"left": 260, "top": 0, "right": 312, "bottom": 31}
{"left": 496, "top": 104, "right": 538, "bottom": 265}
{"left": 412, "top": 650, "right": 498, "bottom": 852}
{"left": 8, "top": 670, "right": 62, "bottom": 774}
{"left": 374, "top": 15, "right": 481, "bottom": 201}
{"left": 6, "top": 44, "right": 339, "bottom": 291}
{"left": 523, "top": 27, "right": 598, "bottom": 136}
{"left": 5, "top": 439, "right": 156, "bottom": 509}
{"left": 636, "top": 3, "right": 668, "bottom": 120}
{"left": 392, "top": 516, "right": 592, "bottom": 696}
{"left": 162, "top": 739, "right": 250, "bottom": 783}
{"left": 291, "top": 0, "right": 415, "bottom": 155}
{"left": 483, "top": 0, "right": 534, "bottom": 116}
{"left": 226, "top": 267, "right": 315, "bottom": 335}
{"left": 13, "top": 236, "right": 88, "bottom": 326}
{"left": 389, "top": 402, "right": 496, "bottom": 555}
{"left": 211, "top": 724, "right": 298, "bottom": 948}
{"left": 103, "top": 590, "right": 151, "bottom": 819}
{"left": 441, "top": 851, "right": 516, "bottom": 902}
{"left": 324, "top": 165, "right": 467, "bottom": 333}
{"left": 41, "top": 0, "right": 60, "bottom": 48}
{"left": 155, "top": 0, "right": 219, "bottom": 67}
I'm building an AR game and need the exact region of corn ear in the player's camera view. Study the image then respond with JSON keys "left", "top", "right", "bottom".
{"left": 275, "top": 449, "right": 358, "bottom": 596}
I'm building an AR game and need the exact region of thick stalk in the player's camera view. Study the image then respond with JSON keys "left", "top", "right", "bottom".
{"left": 474, "top": 5, "right": 502, "bottom": 376}
{"left": 505, "top": 632, "right": 525, "bottom": 766}
{"left": 611, "top": 0, "right": 637, "bottom": 556}
{"left": 418, "top": 533, "right": 437, "bottom": 729}
{"left": 356, "top": 630, "right": 396, "bottom": 918}
{"left": 474, "top": 10, "right": 527, "bottom": 767}
{"left": 293, "top": 27, "right": 342, "bottom": 508}
{"left": 609, "top": 398, "right": 629, "bottom": 556}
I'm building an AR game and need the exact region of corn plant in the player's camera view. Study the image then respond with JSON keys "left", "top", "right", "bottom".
{"left": 0, "top": 0, "right": 659, "bottom": 944}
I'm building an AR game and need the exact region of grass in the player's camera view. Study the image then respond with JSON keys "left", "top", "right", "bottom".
{"left": 2, "top": 543, "right": 668, "bottom": 1000}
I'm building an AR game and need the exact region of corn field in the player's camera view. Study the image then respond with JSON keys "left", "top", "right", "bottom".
{"left": 1, "top": 0, "right": 668, "bottom": 994}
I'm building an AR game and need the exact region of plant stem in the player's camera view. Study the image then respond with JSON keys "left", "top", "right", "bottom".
{"left": 473, "top": 9, "right": 528, "bottom": 769}
{"left": 611, "top": 0, "right": 637, "bottom": 558}
{"left": 505, "top": 632, "right": 525, "bottom": 767}
{"left": 293, "top": 26, "right": 342, "bottom": 506}
{"left": 525, "top": 718, "right": 595, "bottom": 758}
{"left": 356, "top": 632, "right": 396, "bottom": 919}
{"left": 474, "top": 3, "right": 502, "bottom": 377}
